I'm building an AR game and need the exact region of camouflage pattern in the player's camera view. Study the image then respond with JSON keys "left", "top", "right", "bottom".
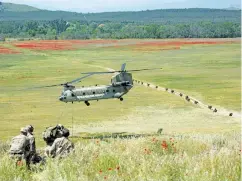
{"left": 44, "top": 145, "right": 52, "bottom": 157}
{"left": 9, "top": 132, "right": 30, "bottom": 168}
{"left": 48, "top": 137, "right": 74, "bottom": 158}
{"left": 9, "top": 134, "right": 29, "bottom": 155}
{"left": 27, "top": 132, "right": 36, "bottom": 153}
{"left": 26, "top": 125, "right": 37, "bottom": 165}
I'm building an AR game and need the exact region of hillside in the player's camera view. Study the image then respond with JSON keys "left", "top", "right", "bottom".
{"left": 0, "top": 2, "right": 240, "bottom": 23}
{"left": 0, "top": 2, "right": 40, "bottom": 12}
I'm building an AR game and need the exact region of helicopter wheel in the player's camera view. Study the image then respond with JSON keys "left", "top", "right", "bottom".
{"left": 120, "top": 97, "right": 124, "bottom": 101}
{"left": 85, "top": 101, "right": 90, "bottom": 106}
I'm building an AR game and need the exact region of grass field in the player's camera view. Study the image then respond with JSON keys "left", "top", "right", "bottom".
{"left": 0, "top": 39, "right": 241, "bottom": 181}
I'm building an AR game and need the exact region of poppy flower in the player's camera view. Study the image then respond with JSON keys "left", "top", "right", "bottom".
{"left": 116, "top": 166, "right": 120, "bottom": 170}
{"left": 108, "top": 168, "right": 112, "bottom": 171}
{"left": 161, "top": 141, "right": 168, "bottom": 149}
{"left": 17, "top": 160, "right": 23, "bottom": 166}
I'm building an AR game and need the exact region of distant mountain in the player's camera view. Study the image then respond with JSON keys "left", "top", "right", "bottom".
{"left": 224, "top": 6, "right": 241, "bottom": 10}
{"left": 0, "top": 2, "right": 241, "bottom": 23}
{"left": 0, "top": 2, "right": 40, "bottom": 12}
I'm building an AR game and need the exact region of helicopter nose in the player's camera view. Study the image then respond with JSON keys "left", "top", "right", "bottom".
{"left": 59, "top": 97, "right": 64, "bottom": 101}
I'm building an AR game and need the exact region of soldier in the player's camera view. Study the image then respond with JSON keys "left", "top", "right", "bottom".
{"left": 9, "top": 128, "right": 30, "bottom": 168}
{"left": 25, "top": 125, "right": 36, "bottom": 164}
{"left": 47, "top": 129, "right": 74, "bottom": 158}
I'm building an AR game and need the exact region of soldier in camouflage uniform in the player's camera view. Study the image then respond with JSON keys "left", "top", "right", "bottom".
{"left": 25, "top": 125, "right": 37, "bottom": 164}
{"left": 47, "top": 129, "right": 74, "bottom": 158}
{"left": 9, "top": 128, "right": 30, "bottom": 168}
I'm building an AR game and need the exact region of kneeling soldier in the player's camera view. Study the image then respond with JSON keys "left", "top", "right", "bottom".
{"left": 25, "top": 125, "right": 38, "bottom": 164}
{"left": 9, "top": 128, "right": 30, "bottom": 168}
{"left": 48, "top": 130, "right": 74, "bottom": 158}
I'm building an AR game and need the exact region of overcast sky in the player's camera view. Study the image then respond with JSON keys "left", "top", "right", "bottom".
{"left": 3, "top": 0, "right": 241, "bottom": 12}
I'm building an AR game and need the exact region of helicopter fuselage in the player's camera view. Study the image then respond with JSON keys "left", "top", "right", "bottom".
{"left": 59, "top": 83, "right": 133, "bottom": 105}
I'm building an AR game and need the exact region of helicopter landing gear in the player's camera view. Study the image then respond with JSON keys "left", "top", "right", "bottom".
{"left": 85, "top": 101, "right": 90, "bottom": 106}
{"left": 119, "top": 97, "right": 124, "bottom": 101}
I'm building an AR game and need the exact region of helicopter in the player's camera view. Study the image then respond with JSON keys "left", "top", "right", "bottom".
{"left": 33, "top": 63, "right": 162, "bottom": 106}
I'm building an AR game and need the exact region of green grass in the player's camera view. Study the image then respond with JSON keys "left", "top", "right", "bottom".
{"left": 0, "top": 39, "right": 241, "bottom": 180}
{"left": 0, "top": 132, "right": 240, "bottom": 181}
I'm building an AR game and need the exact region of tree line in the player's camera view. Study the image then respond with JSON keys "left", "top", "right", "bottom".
{"left": 0, "top": 20, "right": 240, "bottom": 40}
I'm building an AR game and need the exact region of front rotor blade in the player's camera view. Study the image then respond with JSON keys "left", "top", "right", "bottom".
{"left": 67, "top": 73, "right": 94, "bottom": 84}
{"left": 21, "top": 84, "right": 63, "bottom": 91}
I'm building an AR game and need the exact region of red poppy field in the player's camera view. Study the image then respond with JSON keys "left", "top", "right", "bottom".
{"left": 112, "top": 39, "right": 238, "bottom": 51}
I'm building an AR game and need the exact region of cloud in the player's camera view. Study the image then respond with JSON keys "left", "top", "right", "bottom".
{"left": 2, "top": 0, "right": 241, "bottom": 12}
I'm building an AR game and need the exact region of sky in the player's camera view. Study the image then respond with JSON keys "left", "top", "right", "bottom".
{"left": 3, "top": 0, "right": 241, "bottom": 13}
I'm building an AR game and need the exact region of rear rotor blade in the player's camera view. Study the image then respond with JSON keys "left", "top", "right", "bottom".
{"left": 81, "top": 68, "right": 162, "bottom": 74}
{"left": 126, "top": 68, "right": 162, "bottom": 72}
{"left": 81, "top": 71, "right": 119, "bottom": 75}
{"left": 121, "top": 63, "right": 126, "bottom": 71}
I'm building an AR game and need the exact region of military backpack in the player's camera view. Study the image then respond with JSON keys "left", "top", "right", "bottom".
{"left": 42, "top": 125, "right": 70, "bottom": 144}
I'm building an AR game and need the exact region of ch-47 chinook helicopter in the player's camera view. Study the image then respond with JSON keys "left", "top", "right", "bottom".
{"left": 34, "top": 63, "right": 161, "bottom": 106}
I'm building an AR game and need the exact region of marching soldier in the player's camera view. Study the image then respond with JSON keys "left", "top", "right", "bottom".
{"left": 9, "top": 128, "right": 30, "bottom": 168}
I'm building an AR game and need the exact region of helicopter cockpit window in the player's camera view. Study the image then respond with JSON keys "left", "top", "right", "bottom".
{"left": 71, "top": 93, "right": 75, "bottom": 97}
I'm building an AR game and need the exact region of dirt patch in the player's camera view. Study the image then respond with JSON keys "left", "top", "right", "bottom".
{"left": 0, "top": 46, "right": 20, "bottom": 54}
{"left": 112, "top": 39, "right": 236, "bottom": 52}
{"left": 137, "top": 40, "right": 229, "bottom": 47}
{"left": 13, "top": 41, "right": 74, "bottom": 51}
{"left": 11, "top": 39, "right": 239, "bottom": 51}
{"left": 13, "top": 40, "right": 120, "bottom": 51}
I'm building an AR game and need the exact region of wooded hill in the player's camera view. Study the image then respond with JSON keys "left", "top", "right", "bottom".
{"left": 0, "top": 2, "right": 241, "bottom": 39}
{"left": 0, "top": 2, "right": 241, "bottom": 23}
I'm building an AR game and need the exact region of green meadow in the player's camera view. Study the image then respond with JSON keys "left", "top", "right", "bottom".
{"left": 0, "top": 39, "right": 241, "bottom": 180}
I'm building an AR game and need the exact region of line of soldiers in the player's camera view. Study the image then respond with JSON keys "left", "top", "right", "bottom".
{"left": 9, "top": 124, "right": 74, "bottom": 169}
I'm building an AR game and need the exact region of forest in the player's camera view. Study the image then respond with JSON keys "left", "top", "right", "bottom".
{"left": 0, "top": 4, "right": 241, "bottom": 39}
{"left": 0, "top": 20, "right": 240, "bottom": 40}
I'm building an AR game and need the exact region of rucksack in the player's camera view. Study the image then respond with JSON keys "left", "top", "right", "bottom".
{"left": 10, "top": 135, "right": 28, "bottom": 154}
{"left": 42, "top": 126, "right": 70, "bottom": 144}
{"left": 42, "top": 126, "right": 58, "bottom": 143}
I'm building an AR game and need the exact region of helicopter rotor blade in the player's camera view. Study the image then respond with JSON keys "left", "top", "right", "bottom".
{"left": 81, "top": 67, "right": 162, "bottom": 74}
{"left": 126, "top": 68, "right": 162, "bottom": 72}
{"left": 21, "top": 83, "right": 64, "bottom": 91}
{"left": 67, "top": 73, "right": 94, "bottom": 84}
{"left": 81, "top": 71, "right": 119, "bottom": 75}
{"left": 21, "top": 74, "right": 94, "bottom": 91}
{"left": 121, "top": 63, "right": 126, "bottom": 71}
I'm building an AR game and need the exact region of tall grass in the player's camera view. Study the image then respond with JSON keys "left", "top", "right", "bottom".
{"left": 0, "top": 132, "right": 240, "bottom": 181}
